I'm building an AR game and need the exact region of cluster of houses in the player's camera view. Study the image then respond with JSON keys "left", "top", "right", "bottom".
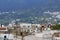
{"left": 0, "top": 23, "right": 51, "bottom": 35}
{"left": 0, "top": 23, "right": 60, "bottom": 40}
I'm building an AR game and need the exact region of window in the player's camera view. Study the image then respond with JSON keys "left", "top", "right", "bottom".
{"left": 36, "top": 26, "right": 38, "bottom": 28}
{"left": 28, "top": 26, "right": 30, "bottom": 28}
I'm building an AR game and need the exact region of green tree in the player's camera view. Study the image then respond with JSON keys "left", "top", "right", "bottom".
{"left": 51, "top": 24, "right": 60, "bottom": 30}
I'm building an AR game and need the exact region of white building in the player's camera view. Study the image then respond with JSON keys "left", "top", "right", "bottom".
{"left": 20, "top": 23, "right": 31, "bottom": 28}
{"left": 0, "top": 34, "right": 14, "bottom": 40}
{"left": 20, "top": 23, "right": 32, "bottom": 32}
{"left": 20, "top": 23, "right": 41, "bottom": 33}
{"left": 31, "top": 24, "right": 41, "bottom": 33}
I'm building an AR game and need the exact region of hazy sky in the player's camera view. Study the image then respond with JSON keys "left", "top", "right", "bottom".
{"left": 0, "top": 0, "right": 42, "bottom": 11}
{"left": 0, "top": 0, "right": 60, "bottom": 11}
